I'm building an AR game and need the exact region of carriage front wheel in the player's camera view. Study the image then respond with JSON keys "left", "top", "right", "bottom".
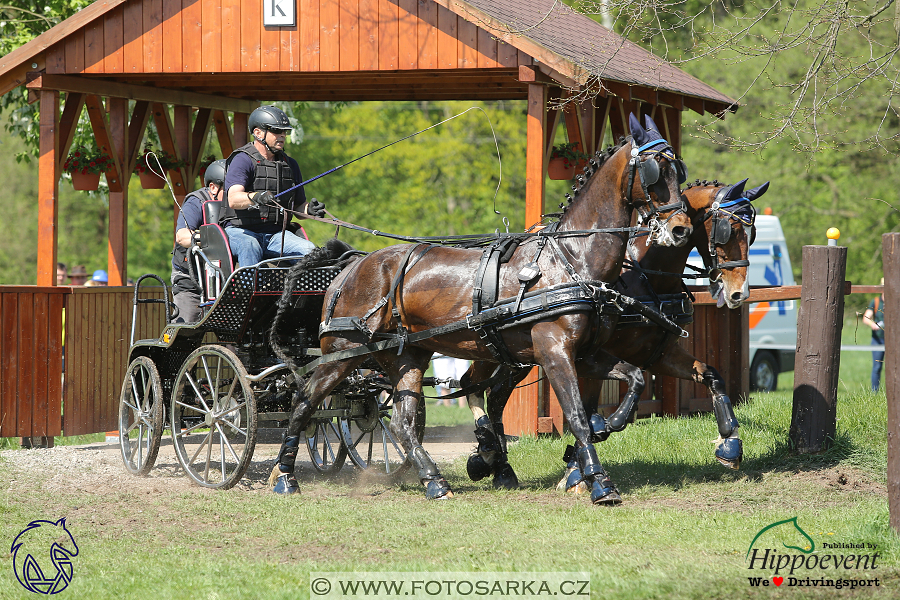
{"left": 118, "top": 356, "right": 164, "bottom": 475}
{"left": 170, "top": 345, "right": 257, "bottom": 489}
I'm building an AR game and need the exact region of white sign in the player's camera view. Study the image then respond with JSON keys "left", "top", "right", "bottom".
{"left": 264, "top": 0, "right": 295, "bottom": 27}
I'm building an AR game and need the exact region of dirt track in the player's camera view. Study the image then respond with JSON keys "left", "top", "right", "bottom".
{"left": 1, "top": 424, "right": 477, "bottom": 495}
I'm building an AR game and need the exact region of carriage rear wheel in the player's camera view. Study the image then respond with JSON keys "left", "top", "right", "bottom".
{"left": 118, "top": 356, "right": 164, "bottom": 476}
{"left": 339, "top": 390, "right": 426, "bottom": 478}
{"left": 305, "top": 394, "right": 348, "bottom": 474}
{"left": 170, "top": 345, "right": 257, "bottom": 489}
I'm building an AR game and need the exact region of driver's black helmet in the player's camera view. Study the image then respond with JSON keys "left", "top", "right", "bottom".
{"left": 248, "top": 105, "right": 292, "bottom": 135}
{"left": 204, "top": 159, "right": 227, "bottom": 187}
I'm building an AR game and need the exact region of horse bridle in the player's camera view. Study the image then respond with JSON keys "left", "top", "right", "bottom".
{"left": 626, "top": 139, "right": 689, "bottom": 229}
{"left": 701, "top": 186, "right": 756, "bottom": 282}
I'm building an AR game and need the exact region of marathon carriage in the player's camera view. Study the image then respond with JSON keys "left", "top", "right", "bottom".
{"left": 118, "top": 202, "right": 423, "bottom": 490}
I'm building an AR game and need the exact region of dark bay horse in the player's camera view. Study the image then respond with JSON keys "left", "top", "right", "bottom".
{"left": 462, "top": 178, "right": 769, "bottom": 495}
{"left": 268, "top": 114, "right": 691, "bottom": 502}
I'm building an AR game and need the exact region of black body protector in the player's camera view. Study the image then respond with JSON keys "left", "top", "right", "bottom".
{"left": 172, "top": 186, "right": 214, "bottom": 272}
{"left": 221, "top": 142, "right": 297, "bottom": 229}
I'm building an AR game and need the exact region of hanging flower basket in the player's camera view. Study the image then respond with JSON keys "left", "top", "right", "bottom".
{"left": 548, "top": 142, "right": 590, "bottom": 180}
{"left": 71, "top": 170, "right": 102, "bottom": 191}
{"left": 548, "top": 157, "right": 576, "bottom": 180}
{"left": 63, "top": 147, "right": 111, "bottom": 191}
{"left": 138, "top": 170, "right": 167, "bottom": 189}
{"left": 135, "top": 143, "right": 187, "bottom": 189}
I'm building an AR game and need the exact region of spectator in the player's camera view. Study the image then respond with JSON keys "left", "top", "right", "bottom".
{"left": 56, "top": 262, "right": 67, "bottom": 286}
{"left": 431, "top": 354, "right": 471, "bottom": 407}
{"left": 90, "top": 270, "right": 108, "bottom": 286}
{"left": 862, "top": 277, "right": 885, "bottom": 392}
{"left": 68, "top": 265, "right": 89, "bottom": 286}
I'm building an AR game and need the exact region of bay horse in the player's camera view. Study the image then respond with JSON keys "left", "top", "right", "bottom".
{"left": 462, "top": 178, "right": 769, "bottom": 494}
{"left": 269, "top": 114, "right": 691, "bottom": 503}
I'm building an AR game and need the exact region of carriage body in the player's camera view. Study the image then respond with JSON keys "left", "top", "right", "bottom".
{"left": 118, "top": 260, "right": 415, "bottom": 489}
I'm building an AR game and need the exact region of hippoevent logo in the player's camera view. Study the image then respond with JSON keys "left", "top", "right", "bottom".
{"left": 10, "top": 518, "right": 79, "bottom": 594}
{"left": 745, "top": 517, "right": 880, "bottom": 590}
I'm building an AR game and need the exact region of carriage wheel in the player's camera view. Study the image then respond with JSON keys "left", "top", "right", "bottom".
{"left": 170, "top": 345, "right": 257, "bottom": 489}
{"left": 305, "top": 394, "right": 348, "bottom": 474}
{"left": 339, "top": 390, "right": 426, "bottom": 478}
{"left": 118, "top": 356, "right": 164, "bottom": 476}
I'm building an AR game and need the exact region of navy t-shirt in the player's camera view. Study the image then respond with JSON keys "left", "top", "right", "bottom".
{"left": 171, "top": 192, "right": 206, "bottom": 273}
{"left": 223, "top": 151, "right": 306, "bottom": 233}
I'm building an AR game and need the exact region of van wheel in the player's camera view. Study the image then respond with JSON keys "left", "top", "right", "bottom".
{"left": 750, "top": 351, "right": 778, "bottom": 392}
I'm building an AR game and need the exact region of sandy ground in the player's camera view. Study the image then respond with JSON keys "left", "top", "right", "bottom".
{"left": 1, "top": 424, "right": 478, "bottom": 495}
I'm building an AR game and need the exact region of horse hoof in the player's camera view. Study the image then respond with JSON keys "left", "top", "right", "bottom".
{"left": 425, "top": 478, "right": 453, "bottom": 500}
{"left": 590, "top": 480, "right": 621, "bottom": 505}
{"left": 466, "top": 453, "right": 493, "bottom": 482}
{"left": 270, "top": 469, "right": 300, "bottom": 495}
{"left": 492, "top": 463, "right": 519, "bottom": 489}
{"left": 559, "top": 465, "right": 585, "bottom": 493}
{"left": 715, "top": 437, "right": 742, "bottom": 470}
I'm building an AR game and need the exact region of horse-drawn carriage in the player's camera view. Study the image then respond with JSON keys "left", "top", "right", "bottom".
{"left": 118, "top": 216, "right": 422, "bottom": 490}
{"left": 118, "top": 114, "right": 765, "bottom": 503}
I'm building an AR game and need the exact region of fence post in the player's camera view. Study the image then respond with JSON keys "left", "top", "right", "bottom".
{"left": 883, "top": 233, "right": 899, "bottom": 533}
{"left": 789, "top": 244, "right": 847, "bottom": 453}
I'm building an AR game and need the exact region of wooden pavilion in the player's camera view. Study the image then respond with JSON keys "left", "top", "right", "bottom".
{"left": 0, "top": 0, "right": 743, "bottom": 440}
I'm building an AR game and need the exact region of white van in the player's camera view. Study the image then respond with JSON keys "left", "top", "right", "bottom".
{"left": 688, "top": 214, "right": 798, "bottom": 391}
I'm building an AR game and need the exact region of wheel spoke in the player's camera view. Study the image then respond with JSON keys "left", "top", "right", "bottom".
{"left": 215, "top": 422, "right": 243, "bottom": 463}
{"left": 184, "top": 370, "right": 212, "bottom": 414}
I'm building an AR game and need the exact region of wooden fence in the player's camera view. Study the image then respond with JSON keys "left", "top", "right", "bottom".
{"left": 0, "top": 285, "right": 166, "bottom": 438}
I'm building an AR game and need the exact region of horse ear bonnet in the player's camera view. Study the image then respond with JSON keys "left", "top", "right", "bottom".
{"left": 643, "top": 115, "right": 664, "bottom": 140}
{"left": 742, "top": 181, "right": 770, "bottom": 202}
{"left": 628, "top": 113, "right": 649, "bottom": 146}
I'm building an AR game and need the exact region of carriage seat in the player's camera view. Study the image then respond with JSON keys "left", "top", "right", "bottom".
{"left": 190, "top": 200, "right": 235, "bottom": 302}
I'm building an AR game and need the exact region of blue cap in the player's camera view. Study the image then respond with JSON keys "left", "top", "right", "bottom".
{"left": 92, "top": 270, "right": 108, "bottom": 283}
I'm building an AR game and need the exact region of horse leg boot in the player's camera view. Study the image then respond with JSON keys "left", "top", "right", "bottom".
{"left": 704, "top": 368, "right": 742, "bottom": 469}
{"left": 467, "top": 415, "right": 502, "bottom": 482}
{"left": 269, "top": 434, "right": 301, "bottom": 494}
{"left": 490, "top": 422, "right": 519, "bottom": 489}
{"left": 410, "top": 446, "right": 453, "bottom": 499}
{"left": 577, "top": 443, "right": 620, "bottom": 505}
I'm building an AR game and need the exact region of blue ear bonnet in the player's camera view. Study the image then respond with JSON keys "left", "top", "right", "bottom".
{"left": 628, "top": 114, "right": 687, "bottom": 184}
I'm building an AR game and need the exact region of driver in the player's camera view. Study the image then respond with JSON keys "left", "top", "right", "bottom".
{"left": 220, "top": 105, "right": 325, "bottom": 267}
{"left": 170, "top": 159, "right": 227, "bottom": 324}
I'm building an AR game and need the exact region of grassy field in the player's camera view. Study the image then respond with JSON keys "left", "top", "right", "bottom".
{"left": 0, "top": 316, "right": 895, "bottom": 599}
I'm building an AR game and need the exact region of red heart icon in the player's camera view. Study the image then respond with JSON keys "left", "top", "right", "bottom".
{"left": 773, "top": 577, "right": 784, "bottom": 586}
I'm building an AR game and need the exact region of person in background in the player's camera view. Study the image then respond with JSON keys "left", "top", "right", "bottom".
{"left": 431, "top": 353, "right": 471, "bottom": 407}
{"left": 89, "top": 270, "right": 108, "bottom": 286}
{"left": 862, "top": 277, "right": 885, "bottom": 392}
{"left": 56, "top": 263, "right": 67, "bottom": 286}
{"left": 68, "top": 265, "right": 89, "bottom": 286}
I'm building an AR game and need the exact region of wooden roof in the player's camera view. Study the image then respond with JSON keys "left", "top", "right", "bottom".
{"left": 0, "top": 0, "right": 735, "bottom": 115}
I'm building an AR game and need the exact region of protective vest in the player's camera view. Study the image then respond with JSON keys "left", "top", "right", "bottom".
{"left": 221, "top": 142, "right": 296, "bottom": 229}
{"left": 172, "top": 187, "right": 214, "bottom": 273}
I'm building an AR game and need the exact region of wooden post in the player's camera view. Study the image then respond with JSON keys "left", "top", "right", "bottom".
{"left": 789, "top": 244, "right": 847, "bottom": 453}
{"left": 525, "top": 82, "right": 546, "bottom": 229}
{"left": 883, "top": 233, "right": 900, "bottom": 532}
{"left": 37, "top": 90, "right": 60, "bottom": 287}
{"left": 107, "top": 97, "right": 129, "bottom": 286}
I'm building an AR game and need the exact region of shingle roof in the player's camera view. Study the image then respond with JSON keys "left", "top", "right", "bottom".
{"left": 452, "top": 0, "right": 736, "bottom": 108}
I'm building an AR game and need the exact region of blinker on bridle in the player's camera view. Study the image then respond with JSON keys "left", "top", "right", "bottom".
{"left": 626, "top": 139, "right": 689, "bottom": 221}
{"left": 703, "top": 185, "right": 756, "bottom": 280}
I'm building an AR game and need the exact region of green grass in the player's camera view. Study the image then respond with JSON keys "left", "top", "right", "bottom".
{"left": 2, "top": 385, "right": 897, "bottom": 600}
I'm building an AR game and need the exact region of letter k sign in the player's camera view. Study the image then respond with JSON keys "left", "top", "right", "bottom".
{"left": 264, "top": 0, "right": 295, "bottom": 26}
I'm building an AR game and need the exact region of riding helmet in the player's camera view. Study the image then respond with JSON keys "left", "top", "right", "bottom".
{"left": 203, "top": 159, "right": 227, "bottom": 187}
{"left": 248, "top": 105, "right": 292, "bottom": 135}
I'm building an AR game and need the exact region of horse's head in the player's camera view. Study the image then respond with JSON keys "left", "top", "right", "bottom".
{"left": 683, "top": 178, "right": 769, "bottom": 308}
{"left": 625, "top": 114, "right": 692, "bottom": 247}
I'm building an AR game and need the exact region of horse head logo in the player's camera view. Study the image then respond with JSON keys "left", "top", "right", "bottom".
{"left": 11, "top": 518, "right": 79, "bottom": 594}
{"left": 747, "top": 516, "right": 815, "bottom": 559}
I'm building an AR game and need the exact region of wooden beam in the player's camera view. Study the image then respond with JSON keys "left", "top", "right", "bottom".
{"left": 37, "top": 91, "right": 59, "bottom": 287}
{"left": 526, "top": 82, "right": 546, "bottom": 229}
{"left": 84, "top": 95, "right": 124, "bottom": 192}
{"left": 57, "top": 92, "right": 85, "bottom": 174}
{"left": 152, "top": 103, "right": 188, "bottom": 194}
{"left": 190, "top": 108, "right": 214, "bottom": 181}
{"left": 174, "top": 106, "right": 192, "bottom": 182}
{"left": 233, "top": 113, "right": 249, "bottom": 147}
{"left": 213, "top": 110, "right": 235, "bottom": 157}
{"left": 26, "top": 73, "right": 259, "bottom": 114}
{"left": 108, "top": 97, "right": 129, "bottom": 287}
{"left": 126, "top": 100, "right": 152, "bottom": 174}
{"left": 883, "top": 234, "right": 900, "bottom": 533}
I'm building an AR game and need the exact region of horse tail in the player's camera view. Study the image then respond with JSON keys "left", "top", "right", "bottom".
{"left": 268, "top": 238, "right": 359, "bottom": 376}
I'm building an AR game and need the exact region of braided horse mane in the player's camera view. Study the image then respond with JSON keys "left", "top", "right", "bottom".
{"left": 558, "top": 138, "right": 630, "bottom": 216}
